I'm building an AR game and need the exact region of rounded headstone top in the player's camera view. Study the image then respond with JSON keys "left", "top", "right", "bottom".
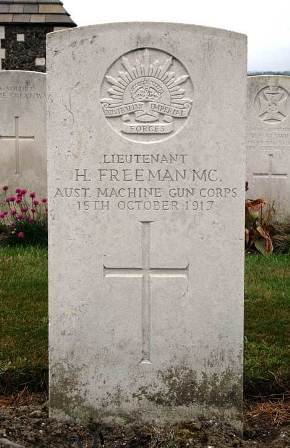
{"left": 47, "top": 20, "right": 247, "bottom": 148}
{"left": 0, "top": 70, "right": 46, "bottom": 77}
{"left": 248, "top": 75, "right": 290, "bottom": 125}
{"left": 47, "top": 22, "right": 246, "bottom": 42}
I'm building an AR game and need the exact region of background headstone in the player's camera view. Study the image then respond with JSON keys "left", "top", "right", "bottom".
{"left": 247, "top": 76, "right": 290, "bottom": 218}
{"left": 0, "top": 71, "right": 46, "bottom": 196}
{"left": 48, "top": 23, "right": 246, "bottom": 426}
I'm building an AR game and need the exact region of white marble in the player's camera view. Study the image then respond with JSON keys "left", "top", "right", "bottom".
{"left": 47, "top": 23, "right": 247, "bottom": 427}
{"left": 247, "top": 76, "right": 290, "bottom": 218}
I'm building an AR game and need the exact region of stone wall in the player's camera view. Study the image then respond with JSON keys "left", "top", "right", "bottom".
{"left": 0, "top": 24, "right": 54, "bottom": 72}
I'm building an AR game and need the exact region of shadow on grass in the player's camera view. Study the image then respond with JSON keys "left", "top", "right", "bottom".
{"left": 0, "top": 367, "right": 48, "bottom": 395}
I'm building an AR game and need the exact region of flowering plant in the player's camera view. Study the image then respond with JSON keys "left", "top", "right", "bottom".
{"left": 0, "top": 186, "right": 48, "bottom": 246}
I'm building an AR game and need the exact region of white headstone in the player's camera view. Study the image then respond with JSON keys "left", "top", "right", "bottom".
{"left": 47, "top": 23, "right": 246, "bottom": 427}
{"left": 0, "top": 71, "right": 46, "bottom": 196}
{"left": 247, "top": 76, "right": 290, "bottom": 218}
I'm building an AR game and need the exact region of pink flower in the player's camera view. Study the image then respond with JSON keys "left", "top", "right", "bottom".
{"left": 17, "top": 231, "right": 25, "bottom": 239}
{"left": 41, "top": 198, "right": 47, "bottom": 204}
{"left": 6, "top": 196, "right": 16, "bottom": 203}
{"left": 0, "top": 212, "right": 5, "bottom": 219}
{"left": 16, "top": 214, "right": 24, "bottom": 220}
{"left": 21, "top": 189, "right": 27, "bottom": 195}
{"left": 31, "top": 208, "right": 36, "bottom": 214}
{"left": 3, "top": 185, "right": 8, "bottom": 192}
{"left": 16, "top": 198, "right": 22, "bottom": 204}
{"left": 33, "top": 200, "right": 39, "bottom": 206}
{"left": 10, "top": 209, "right": 17, "bottom": 216}
{"left": 21, "top": 207, "right": 28, "bottom": 213}
{"left": 15, "top": 188, "right": 21, "bottom": 194}
{"left": 28, "top": 217, "right": 33, "bottom": 223}
{"left": 29, "top": 192, "right": 36, "bottom": 199}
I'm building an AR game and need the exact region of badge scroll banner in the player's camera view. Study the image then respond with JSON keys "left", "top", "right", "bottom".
{"left": 102, "top": 102, "right": 144, "bottom": 117}
{"left": 102, "top": 102, "right": 191, "bottom": 118}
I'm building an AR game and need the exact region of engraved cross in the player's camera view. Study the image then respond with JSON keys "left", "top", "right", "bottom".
{"left": 103, "top": 221, "right": 189, "bottom": 364}
{"left": 0, "top": 116, "right": 35, "bottom": 175}
{"left": 253, "top": 153, "right": 288, "bottom": 181}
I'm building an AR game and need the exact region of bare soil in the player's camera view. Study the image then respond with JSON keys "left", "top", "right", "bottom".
{"left": 0, "top": 395, "right": 289, "bottom": 448}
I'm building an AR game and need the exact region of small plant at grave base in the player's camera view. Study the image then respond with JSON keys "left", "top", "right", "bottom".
{"left": 0, "top": 186, "right": 48, "bottom": 247}
{"left": 245, "top": 198, "right": 273, "bottom": 256}
{"left": 270, "top": 222, "right": 290, "bottom": 254}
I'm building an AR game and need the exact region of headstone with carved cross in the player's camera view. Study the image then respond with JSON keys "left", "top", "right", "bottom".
{"left": 247, "top": 76, "right": 290, "bottom": 217}
{"left": 0, "top": 71, "right": 46, "bottom": 196}
{"left": 47, "top": 23, "right": 246, "bottom": 428}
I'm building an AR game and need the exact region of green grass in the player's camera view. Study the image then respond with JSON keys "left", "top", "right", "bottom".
{"left": 245, "top": 254, "right": 290, "bottom": 396}
{"left": 0, "top": 246, "right": 48, "bottom": 393}
{"left": 0, "top": 247, "right": 289, "bottom": 396}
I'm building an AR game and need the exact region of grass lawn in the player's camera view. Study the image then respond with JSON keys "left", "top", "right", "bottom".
{"left": 0, "top": 246, "right": 289, "bottom": 396}
{"left": 245, "top": 254, "right": 290, "bottom": 396}
{"left": 0, "top": 246, "right": 48, "bottom": 393}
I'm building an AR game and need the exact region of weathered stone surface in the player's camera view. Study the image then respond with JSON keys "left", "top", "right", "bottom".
{"left": 0, "top": 70, "right": 46, "bottom": 195}
{"left": 47, "top": 23, "right": 246, "bottom": 427}
{"left": 247, "top": 76, "right": 290, "bottom": 218}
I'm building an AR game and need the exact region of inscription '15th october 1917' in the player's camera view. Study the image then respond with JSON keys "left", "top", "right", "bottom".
{"left": 53, "top": 153, "right": 239, "bottom": 212}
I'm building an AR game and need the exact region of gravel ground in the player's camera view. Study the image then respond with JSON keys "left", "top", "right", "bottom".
{"left": 0, "top": 401, "right": 289, "bottom": 448}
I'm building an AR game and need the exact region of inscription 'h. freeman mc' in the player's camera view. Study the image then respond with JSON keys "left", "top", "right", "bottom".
{"left": 103, "top": 221, "right": 189, "bottom": 364}
{"left": 101, "top": 48, "right": 193, "bottom": 142}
